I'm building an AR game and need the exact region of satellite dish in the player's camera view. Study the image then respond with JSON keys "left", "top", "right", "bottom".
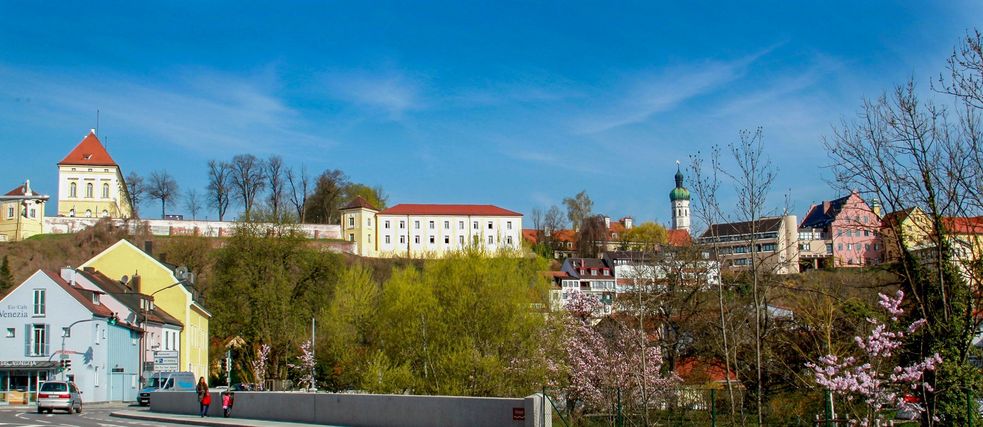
{"left": 120, "top": 275, "right": 129, "bottom": 285}
{"left": 175, "top": 266, "right": 189, "bottom": 279}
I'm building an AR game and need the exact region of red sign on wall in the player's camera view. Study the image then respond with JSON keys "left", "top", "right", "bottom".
{"left": 513, "top": 407, "right": 525, "bottom": 421}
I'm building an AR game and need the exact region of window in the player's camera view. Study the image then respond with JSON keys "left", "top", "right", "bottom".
{"left": 487, "top": 221, "right": 493, "bottom": 229}
{"left": 459, "top": 236, "right": 465, "bottom": 244}
{"left": 473, "top": 221, "right": 479, "bottom": 230}
{"left": 487, "top": 235, "right": 494, "bottom": 244}
{"left": 444, "top": 221, "right": 449, "bottom": 229}
{"left": 101, "top": 210, "right": 108, "bottom": 217}
{"left": 444, "top": 236, "right": 450, "bottom": 244}
{"left": 507, "top": 221, "right": 512, "bottom": 230}
{"left": 414, "top": 221, "right": 420, "bottom": 229}
{"left": 429, "top": 221, "right": 435, "bottom": 229}
{"left": 85, "top": 210, "right": 92, "bottom": 218}
{"left": 506, "top": 236, "right": 513, "bottom": 245}
{"left": 385, "top": 235, "right": 391, "bottom": 244}
{"left": 399, "top": 221, "right": 405, "bottom": 229}
{"left": 85, "top": 183, "right": 93, "bottom": 198}
{"left": 414, "top": 236, "right": 420, "bottom": 244}
{"left": 33, "top": 289, "right": 45, "bottom": 316}
{"left": 70, "top": 182, "right": 77, "bottom": 198}
{"left": 68, "top": 209, "right": 75, "bottom": 217}
{"left": 367, "top": 218, "right": 372, "bottom": 226}
{"left": 761, "top": 243, "right": 777, "bottom": 252}
{"left": 429, "top": 236, "right": 435, "bottom": 244}
{"left": 5, "top": 206, "right": 12, "bottom": 219}
{"left": 30, "top": 208, "right": 37, "bottom": 218}
{"left": 837, "top": 243, "right": 843, "bottom": 251}
{"left": 864, "top": 230, "right": 870, "bottom": 237}
{"left": 865, "top": 243, "right": 870, "bottom": 250}
{"left": 62, "top": 327, "right": 71, "bottom": 338}
{"left": 29, "top": 324, "right": 48, "bottom": 356}
{"left": 348, "top": 216, "right": 355, "bottom": 227}
{"left": 102, "top": 183, "right": 110, "bottom": 199}
{"left": 400, "top": 235, "right": 406, "bottom": 244}
{"left": 5, "top": 328, "right": 13, "bottom": 338}
{"left": 385, "top": 220, "right": 391, "bottom": 229}
{"left": 459, "top": 221, "right": 464, "bottom": 230}
{"left": 349, "top": 233, "right": 355, "bottom": 242}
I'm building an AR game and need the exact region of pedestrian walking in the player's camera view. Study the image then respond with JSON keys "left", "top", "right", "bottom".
{"left": 222, "top": 390, "right": 234, "bottom": 418}
{"left": 196, "top": 377, "right": 210, "bottom": 417}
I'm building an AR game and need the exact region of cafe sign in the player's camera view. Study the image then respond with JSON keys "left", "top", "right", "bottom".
{"left": 0, "top": 304, "right": 29, "bottom": 318}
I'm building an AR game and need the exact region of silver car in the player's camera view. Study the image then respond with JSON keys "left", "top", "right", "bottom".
{"left": 36, "top": 381, "right": 82, "bottom": 414}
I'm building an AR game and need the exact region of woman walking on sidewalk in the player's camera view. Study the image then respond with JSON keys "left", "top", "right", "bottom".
{"left": 196, "top": 377, "right": 210, "bottom": 417}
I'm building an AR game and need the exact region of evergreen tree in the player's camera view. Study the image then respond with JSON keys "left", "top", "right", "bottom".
{"left": 0, "top": 255, "right": 12, "bottom": 296}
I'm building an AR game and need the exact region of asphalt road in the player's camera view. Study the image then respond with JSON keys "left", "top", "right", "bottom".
{"left": 0, "top": 403, "right": 188, "bottom": 427}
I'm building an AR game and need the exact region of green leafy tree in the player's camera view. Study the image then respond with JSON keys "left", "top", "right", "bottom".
{"left": 343, "top": 183, "right": 388, "bottom": 211}
{"left": 620, "top": 221, "right": 669, "bottom": 251}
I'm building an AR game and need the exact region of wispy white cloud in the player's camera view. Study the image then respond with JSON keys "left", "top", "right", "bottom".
{"left": 571, "top": 48, "right": 776, "bottom": 134}
{"left": 321, "top": 70, "right": 424, "bottom": 119}
{"left": 0, "top": 64, "right": 335, "bottom": 155}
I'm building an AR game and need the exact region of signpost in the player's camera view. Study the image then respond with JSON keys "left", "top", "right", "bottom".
{"left": 154, "top": 350, "right": 179, "bottom": 372}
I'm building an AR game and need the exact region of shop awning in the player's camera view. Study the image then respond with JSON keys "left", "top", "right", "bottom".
{"left": 0, "top": 361, "right": 58, "bottom": 371}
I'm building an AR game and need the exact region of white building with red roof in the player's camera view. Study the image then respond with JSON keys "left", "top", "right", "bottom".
{"left": 56, "top": 130, "right": 133, "bottom": 219}
{"left": 0, "top": 179, "right": 49, "bottom": 241}
{"left": 340, "top": 199, "right": 523, "bottom": 258}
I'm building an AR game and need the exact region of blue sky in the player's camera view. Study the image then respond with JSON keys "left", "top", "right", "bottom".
{"left": 1, "top": 1, "right": 980, "bottom": 227}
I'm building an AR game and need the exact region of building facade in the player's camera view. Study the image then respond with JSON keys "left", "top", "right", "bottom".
{"left": 342, "top": 202, "right": 523, "bottom": 258}
{"left": 698, "top": 216, "right": 800, "bottom": 275}
{"left": 80, "top": 240, "right": 209, "bottom": 379}
{"left": 0, "top": 180, "right": 49, "bottom": 242}
{"left": 798, "top": 191, "right": 883, "bottom": 269}
{"left": 0, "top": 270, "right": 141, "bottom": 403}
{"left": 57, "top": 130, "right": 133, "bottom": 219}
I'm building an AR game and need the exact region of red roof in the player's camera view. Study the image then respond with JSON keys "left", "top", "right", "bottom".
{"left": 675, "top": 358, "right": 737, "bottom": 383}
{"left": 5, "top": 182, "right": 45, "bottom": 197}
{"left": 58, "top": 130, "right": 117, "bottom": 166}
{"left": 379, "top": 204, "right": 522, "bottom": 216}
{"left": 944, "top": 216, "right": 983, "bottom": 235}
{"left": 522, "top": 229, "right": 539, "bottom": 244}
{"left": 667, "top": 229, "right": 691, "bottom": 246}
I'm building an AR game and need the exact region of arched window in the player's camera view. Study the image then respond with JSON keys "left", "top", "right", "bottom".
{"left": 86, "top": 183, "right": 93, "bottom": 198}
{"left": 102, "top": 210, "right": 109, "bottom": 217}
{"left": 85, "top": 209, "right": 92, "bottom": 218}
{"left": 102, "top": 183, "right": 110, "bottom": 199}
{"left": 69, "top": 182, "right": 77, "bottom": 198}
{"left": 68, "top": 209, "right": 75, "bottom": 217}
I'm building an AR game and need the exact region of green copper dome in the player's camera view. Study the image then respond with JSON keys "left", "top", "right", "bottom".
{"left": 670, "top": 164, "right": 690, "bottom": 201}
{"left": 670, "top": 186, "right": 690, "bottom": 201}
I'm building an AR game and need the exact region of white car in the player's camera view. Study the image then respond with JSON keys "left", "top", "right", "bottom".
{"left": 36, "top": 381, "right": 82, "bottom": 414}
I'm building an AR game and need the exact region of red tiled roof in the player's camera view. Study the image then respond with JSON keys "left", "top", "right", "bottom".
{"left": 667, "top": 229, "right": 691, "bottom": 246}
{"left": 58, "top": 130, "right": 117, "bottom": 166}
{"left": 944, "top": 216, "right": 983, "bottom": 235}
{"left": 5, "top": 182, "right": 45, "bottom": 197}
{"left": 379, "top": 204, "right": 522, "bottom": 216}
{"left": 522, "top": 229, "right": 539, "bottom": 244}
{"left": 553, "top": 229, "right": 577, "bottom": 243}
{"left": 42, "top": 270, "right": 114, "bottom": 318}
{"left": 675, "top": 358, "right": 737, "bottom": 383}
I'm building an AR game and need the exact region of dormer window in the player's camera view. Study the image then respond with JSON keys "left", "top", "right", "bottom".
{"left": 91, "top": 293, "right": 100, "bottom": 305}
{"left": 83, "top": 154, "right": 92, "bottom": 160}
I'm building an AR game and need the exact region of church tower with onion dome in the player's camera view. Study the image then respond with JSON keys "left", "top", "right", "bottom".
{"left": 669, "top": 162, "right": 691, "bottom": 231}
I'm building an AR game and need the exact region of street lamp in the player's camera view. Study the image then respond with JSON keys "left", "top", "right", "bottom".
{"left": 50, "top": 315, "right": 119, "bottom": 380}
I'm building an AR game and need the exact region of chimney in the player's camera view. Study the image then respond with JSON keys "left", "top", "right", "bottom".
{"left": 83, "top": 266, "right": 95, "bottom": 273}
{"left": 24, "top": 179, "right": 30, "bottom": 194}
{"left": 623, "top": 217, "right": 633, "bottom": 229}
{"left": 143, "top": 240, "right": 154, "bottom": 256}
{"left": 604, "top": 216, "right": 611, "bottom": 229}
{"left": 132, "top": 275, "right": 142, "bottom": 295}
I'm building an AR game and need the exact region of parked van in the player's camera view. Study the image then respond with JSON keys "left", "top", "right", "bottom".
{"left": 138, "top": 371, "right": 196, "bottom": 406}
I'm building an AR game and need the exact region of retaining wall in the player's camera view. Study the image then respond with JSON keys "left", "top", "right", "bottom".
{"left": 150, "top": 391, "right": 549, "bottom": 427}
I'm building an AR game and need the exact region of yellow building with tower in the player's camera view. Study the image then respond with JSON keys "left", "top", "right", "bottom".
{"left": 80, "top": 240, "right": 210, "bottom": 380}
{"left": 340, "top": 196, "right": 380, "bottom": 257}
{"left": 0, "top": 180, "right": 49, "bottom": 241}
{"left": 57, "top": 130, "right": 134, "bottom": 219}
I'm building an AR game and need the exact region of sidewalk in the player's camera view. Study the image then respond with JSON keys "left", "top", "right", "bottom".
{"left": 111, "top": 409, "right": 344, "bottom": 427}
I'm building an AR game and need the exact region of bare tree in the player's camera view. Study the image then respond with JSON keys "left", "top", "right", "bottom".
{"left": 185, "top": 188, "right": 203, "bottom": 221}
{"left": 266, "top": 155, "right": 286, "bottom": 219}
{"left": 286, "top": 164, "right": 311, "bottom": 223}
{"left": 207, "top": 160, "right": 232, "bottom": 221}
{"left": 147, "top": 170, "right": 179, "bottom": 219}
{"left": 125, "top": 171, "right": 145, "bottom": 218}
{"left": 563, "top": 190, "right": 593, "bottom": 231}
{"left": 230, "top": 154, "right": 266, "bottom": 220}
{"left": 543, "top": 205, "right": 566, "bottom": 251}
{"left": 530, "top": 207, "right": 544, "bottom": 239}
{"left": 826, "top": 79, "right": 981, "bottom": 424}
{"left": 719, "top": 128, "right": 777, "bottom": 425}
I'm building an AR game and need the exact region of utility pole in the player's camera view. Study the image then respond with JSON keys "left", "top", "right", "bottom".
{"left": 225, "top": 350, "right": 232, "bottom": 387}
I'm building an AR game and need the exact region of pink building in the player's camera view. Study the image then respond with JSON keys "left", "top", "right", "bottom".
{"left": 799, "top": 191, "right": 883, "bottom": 269}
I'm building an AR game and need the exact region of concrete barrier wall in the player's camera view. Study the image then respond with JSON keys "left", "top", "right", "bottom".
{"left": 151, "top": 391, "right": 549, "bottom": 427}
{"left": 43, "top": 217, "right": 346, "bottom": 241}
